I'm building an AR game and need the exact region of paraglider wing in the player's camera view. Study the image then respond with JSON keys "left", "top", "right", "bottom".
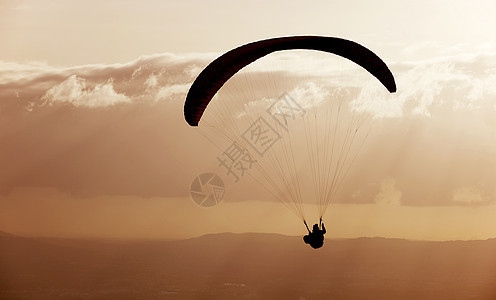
{"left": 184, "top": 36, "right": 396, "bottom": 126}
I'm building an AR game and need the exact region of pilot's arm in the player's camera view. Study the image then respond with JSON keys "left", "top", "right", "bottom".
{"left": 304, "top": 220, "right": 311, "bottom": 234}
{"left": 321, "top": 223, "right": 326, "bottom": 234}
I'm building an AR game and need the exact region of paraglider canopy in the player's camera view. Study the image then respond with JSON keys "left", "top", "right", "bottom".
{"left": 184, "top": 36, "right": 396, "bottom": 126}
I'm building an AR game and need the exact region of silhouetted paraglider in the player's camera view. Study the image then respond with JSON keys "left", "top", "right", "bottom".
{"left": 303, "top": 218, "right": 326, "bottom": 249}
{"left": 184, "top": 36, "right": 396, "bottom": 249}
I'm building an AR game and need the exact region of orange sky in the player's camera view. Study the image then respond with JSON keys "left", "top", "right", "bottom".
{"left": 1, "top": 0, "right": 496, "bottom": 240}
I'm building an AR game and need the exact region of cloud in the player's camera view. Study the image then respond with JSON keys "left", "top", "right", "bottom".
{"left": 144, "top": 73, "right": 159, "bottom": 89}
{"left": 351, "top": 81, "right": 401, "bottom": 118}
{"left": 351, "top": 52, "right": 496, "bottom": 119}
{"left": 1, "top": 50, "right": 496, "bottom": 207}
{"left": 0, "top": 53, "right": 220, "bottom": 197}
{"left": 289, "top": 82, "right": 330, "bottom": 109}
{"left": 0, "top": 52, "right": 214, "bottom": 110}
{"left": 239, "top": 81, "right": 331, "bottom": 119}
{"left": 374, "top": 177, "right": 402, "bottom": 206}
{"left": 154, "top": 83, "right": 191, "bottom": 102}
{"left": 3, "top": 51, "right": 495, "bottom": 116}
{"left": 41, "top": 75, "right": 130, "bottom": 108}
{"left": 452, "top": 185, "right": 491, "bottom": 206}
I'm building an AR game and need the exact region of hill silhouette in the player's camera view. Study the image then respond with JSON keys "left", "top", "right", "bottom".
{"left": 2, "top": 232, "right": 496, "bottom": 299}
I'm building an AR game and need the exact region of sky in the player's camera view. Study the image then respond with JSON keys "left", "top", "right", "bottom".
{"left": 1, "top": 0, "right": 496, "bottom": 240}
